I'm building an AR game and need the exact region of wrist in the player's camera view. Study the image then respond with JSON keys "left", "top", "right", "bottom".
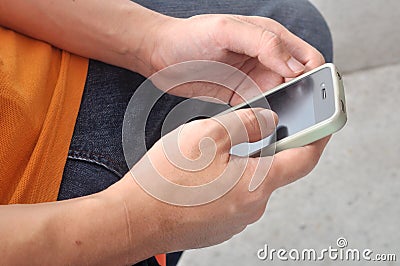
{"left": 103, "top": 173, "right": 170, "bottom": 259}
{"left": 122, "top": 4, "right": 173, "bottom": 76}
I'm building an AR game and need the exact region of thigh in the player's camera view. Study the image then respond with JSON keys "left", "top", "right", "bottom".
{"left": 58, "top": 60, "right": 185, "bottom": 200}
{"left": 59, "top": 60, "right": 141, "bottom": 200}
{"left": 59, "top": 2, "right": 333, "bottom": 265}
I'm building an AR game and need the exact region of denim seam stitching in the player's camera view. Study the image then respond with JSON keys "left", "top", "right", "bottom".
{"left": 67, "top": 150, "right": 126, "bottom": 178}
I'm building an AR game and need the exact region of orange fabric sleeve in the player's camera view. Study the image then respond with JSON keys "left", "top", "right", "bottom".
{"left": 155, "top": 254, "right": 167, "bottom": 266}
{"left": 0, "top": 26, "right": 88, "bottom": 204}
{"left": 0, "top": 27, "right": 167, "bottom": 265}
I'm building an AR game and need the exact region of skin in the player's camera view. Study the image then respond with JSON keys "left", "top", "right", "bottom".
{"left": 0, "top": 0, "right": 329, "bottom": 265}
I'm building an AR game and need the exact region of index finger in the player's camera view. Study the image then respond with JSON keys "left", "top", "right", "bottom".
{"left": 232, "top": 16, "right": 325, "bottom": 70}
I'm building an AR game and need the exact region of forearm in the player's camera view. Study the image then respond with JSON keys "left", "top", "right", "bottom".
{"left": 0, "top": 0, "right": 165, "bottom": 75}
{"left": 0, "top": 176, "right": 161, "bottom": 265}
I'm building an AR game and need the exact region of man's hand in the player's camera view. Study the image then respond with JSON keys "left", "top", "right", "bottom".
{"left": 140, "top": 14, "right": 325, "bottom": 105}
{"left": 118, "top": 107, "right": 328, "bottom": 254}
{"left": 123, "top": 15, "right": 329, "bottom": 254}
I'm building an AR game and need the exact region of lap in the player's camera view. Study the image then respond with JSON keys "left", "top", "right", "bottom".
{"left": 59, "top": 0, "right": 332, "bottom": 200}
{"left": 58, "top": 1, "right": 332, "bottom": 264}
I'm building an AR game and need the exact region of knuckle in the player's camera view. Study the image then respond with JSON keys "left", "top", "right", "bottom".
{"left": 263, "top": 31, "right": 283, "bottom": 52}
{"left": 241, "top": 109, "right": 261, "bottom": 139}
{"left": 233, "top": 225, "right": 247, "bottom": 235}
{"left": 207, "top": 117, "right": 229, "bottom": 141}
{"left": 181, "top": 120, "right": 218, "bottom": 147}
{"left": 205, "top": 16, "right": 232, "bottom": 48}
{"left": 242, "top": 192, "right": 268, "bottom": 224}
{"left": 212, "top": 16, "right": 230, "bottom": 29}
{"left": 226, "top": 201, "right": 240, "bottom": 217}
{"left": 248, "top": 206, "right": 266, "bottom": 224}
{"left": 195, "top": 118, "right": 214, "bottom": 130}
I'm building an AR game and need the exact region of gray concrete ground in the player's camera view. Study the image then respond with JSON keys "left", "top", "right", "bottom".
{"left": 309, "top": 0, "right": 400, "bottom": 73}
{"left": 178, "top": 1, "right": 400, "bottom": 265}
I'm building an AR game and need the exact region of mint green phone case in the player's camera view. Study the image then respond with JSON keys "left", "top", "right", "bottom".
{"left": 227, "top": 63, "right": 347, "bottom": 156}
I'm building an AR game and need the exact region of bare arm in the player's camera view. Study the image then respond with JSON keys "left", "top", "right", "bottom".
{"left": 0, "top": 176, "right": 164, "bottom": 265}
{"left": 0, "top": 0, "right": 165, "bottom": 75}
{"left": 0, "top": 1, "right": 165, "bottom": 263}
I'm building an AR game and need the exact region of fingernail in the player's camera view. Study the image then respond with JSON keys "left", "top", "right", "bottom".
{"left": 287, "top": 57, "right": 305, "bottom": 73}
{"left": 259, "top": 109, "right": 278, "bottom": 132}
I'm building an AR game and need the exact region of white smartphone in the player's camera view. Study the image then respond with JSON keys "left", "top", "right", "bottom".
{"left": 225, "top": 63, "right": 347, "bottom": 156}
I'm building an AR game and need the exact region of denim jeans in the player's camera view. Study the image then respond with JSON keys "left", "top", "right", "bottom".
{"left": 58, "top": 1, "right": 333, "bottom": 265}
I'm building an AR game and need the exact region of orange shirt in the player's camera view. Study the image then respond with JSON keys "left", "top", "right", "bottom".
{"left": 0, "top": 27, "right": 166, "bottom": 266}
{"left": 0, "top": 26, "right": 88, "bottom": 204}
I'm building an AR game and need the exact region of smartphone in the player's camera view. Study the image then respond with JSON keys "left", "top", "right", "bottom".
{"left": 225, "top": 63, "right": 347, "bottom": 156}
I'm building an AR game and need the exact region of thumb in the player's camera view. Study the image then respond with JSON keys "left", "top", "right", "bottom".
{"left": 213, "top": 108, "right": 278, "bottom": 151}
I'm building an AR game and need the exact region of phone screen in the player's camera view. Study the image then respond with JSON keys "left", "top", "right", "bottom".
{"left": 231, "top": 67, "right": 335, "bottom": 156}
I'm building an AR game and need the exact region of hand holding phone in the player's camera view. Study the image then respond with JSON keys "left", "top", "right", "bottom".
{"left": 225, "top": 63, "right": 347, "bottom": 156}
